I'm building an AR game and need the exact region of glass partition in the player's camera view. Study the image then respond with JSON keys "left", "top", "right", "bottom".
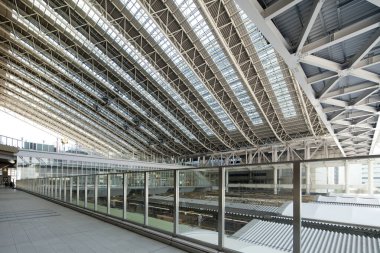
{"left": 17, "top": 155, "right": 380, "bottom": 253}
{"left": 97, "top": 174, "right": 108, "bottom": 213}
{"left": 300, "top": 158, "right": 380, "bottom": 252}
{"left": 72, "top": 176, "right": 78, "bottom": 204}
{"left": 87, "top": 175, "right": 96, "bottom": 210}
{"left": 78, "top": 176, "right": 86, "bottom": 207}
{"left": 148, "top": 170, "right": 174, "bottom": 233}
{"left": 110, "top": 173, "right": 124, "bottom": 218}
{"left": 224, "top": 163, "right": 294, "bottom": 252}
{"left": 178, "top": 168, "right": 219, "bottom": 246}
{"left": 64, "top": 177, "right": 70, "bottom": 202}
{"left": 59, "top": 177, "right": 64, "bottom": 200}
{"left": 126, "top": 172, "right": 145, "bottom": 225}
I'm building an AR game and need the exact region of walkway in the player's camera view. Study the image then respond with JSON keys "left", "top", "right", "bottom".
{"left": 0, "top": 188, "right": 186, "bottom": 253}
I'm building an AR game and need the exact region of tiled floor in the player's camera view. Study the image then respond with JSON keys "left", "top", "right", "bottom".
{"left": 0, "top": 187, "right": 186, "bottom": 253}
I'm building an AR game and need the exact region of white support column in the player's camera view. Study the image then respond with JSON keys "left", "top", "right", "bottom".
{"left": 345, "top": 160, "right": 350, "bottom": 194}
{"left": 368, "top": 159, "right": 374, "bottom": 195}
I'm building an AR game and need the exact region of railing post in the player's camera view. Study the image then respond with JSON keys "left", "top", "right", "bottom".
{"left": 293, "top": 161, "right": 301, "bottom": 253}
{"left": 174, "top": 170, "right": 179, "bottom": 235}
{"left": 59, "top": 178, "right": 62, "bottom": 200}
{"left": 84, "top": 176, "right": 88, "bottom": 208}
{"left": 69, "top": 177, "right": 73, "bottom": 203}
{"left": 218, "top": 166, "right": 225, "bottom": 250}
{"left": 76, "top": 176, "right": 79, "bottom": 205}
{"left": 95, "top": 175, "right": 98, "bottom": 211}
{"left": 55, "top": 178, "right": 58, "bottom": 199}
{"left": 123, "top": 173, "right": 128, "bottom": 219}
{"left": 63, "top": 177, "right": 66, "bottom": 202}
{"left": 107, "top": 174, "right": 111, "bottom": 214}
{"left": 144, "top": 172, "right": 149, "bottom": 226}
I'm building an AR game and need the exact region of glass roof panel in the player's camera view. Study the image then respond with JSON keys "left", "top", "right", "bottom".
{"left": 239, "top": 10, "right": 297, "bottom": 119}
{"left": 173, "top": 0, "right": 263, "bottom": 125}
{"left": 18, "top": 1, "right": 197, "bottom": 140}
{"left": 10, "top": 10, "right": 184, "bottom": 143}
{"left": 120, "top": 0, "right": 235, "bottom": 131}
{"left": 73, "top": 0, "right": 216, "bottom": 136}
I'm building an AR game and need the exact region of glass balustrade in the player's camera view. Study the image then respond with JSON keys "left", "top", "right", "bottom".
{"left": 16, "top": 156, "right": 380, "bottom": 253}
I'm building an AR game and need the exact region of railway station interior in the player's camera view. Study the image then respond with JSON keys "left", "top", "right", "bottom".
{"left": 1, "top": 0, "right": 380, "bottom": 252}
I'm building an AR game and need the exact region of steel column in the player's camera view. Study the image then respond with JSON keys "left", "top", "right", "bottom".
{"left": 95, "top": 175, "right": 98, "bottom": 211}
{"left": 84, "top": 176, "right": 88, "bottom": 208}
{"left": 174, "top": 170, "right": 179, "bottom": 235}
{"left": 218, "top": 166, "right": 225, "bottom": 250}
{"left": 123, "top": 173, "right": 128, "bottom": 219}
{"left": 107, "top": 174, "right": 111, "bottom": 214}
{"left": 144, "top": 172, "right": 149, "bottom": 226}
{"left": 293, "top": 161, "right": 301, "bottom": 253}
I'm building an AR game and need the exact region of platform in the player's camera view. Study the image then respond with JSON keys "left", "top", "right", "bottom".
{"left": 0, "top": 187, "right": 185, "bottom": 253}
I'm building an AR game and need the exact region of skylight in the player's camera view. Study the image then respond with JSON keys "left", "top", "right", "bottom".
{"left": 5, "top": 55, "right": 149, "bottom": 150}
{"left": 4, "top": 70, "right": 138, "bottom": 152}
{"left": 173, "top": 0, "right": 263, "bottom": 125}
{"left": 16, "top": 1, "right": 197, "bottom": 140}
{"left": 2, "top": 75, "right": 120, "bottom": 153}
{"left": 71, "top": 0, "right": 216, "bottom": 136}
{"left": 10, "top": 11, "right": 185, "bottom": 145}
{"left": 120, "top": 0, "right": 236, "bottom": 131}
{"left": 239, "top": 10, "right": 297, "bottom": 118}
{"left": 9, "top": 33, "right": 164, "bottom": 144}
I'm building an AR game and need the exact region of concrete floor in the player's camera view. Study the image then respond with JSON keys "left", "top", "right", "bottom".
{"left": 0, "top": 187, "right": 186, "bottom": 253}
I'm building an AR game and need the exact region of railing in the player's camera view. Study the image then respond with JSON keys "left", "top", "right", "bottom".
{"left": 0, "top": 134, "right": 184, "bottom": 164}
{"left": 0, "top": 135, "right": 23, "bottom": 148}
{"left": 17, "top": 155, "right": 380, "bottom": 253}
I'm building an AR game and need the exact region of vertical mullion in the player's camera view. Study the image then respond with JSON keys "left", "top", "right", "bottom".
{"left": 69, "top": 177, "right": 73, "bottom": 203}
{"left": 95, "top": 175, "right": 98, "bottom": 211}
{"left": 174, "top": 170, "right": 179, "bottom": 235}
{"left": 123, "top": 173, "right": 128, "bottom": 219}
{"left": 107, "top": 174, "right": 111, "bottom": 214}
{"left": 63, "top": 177, "right": 66, "bottom": 202}
{"left": 76, "top": 176, "right": 79, "bottom": 205}
{"left": 218, "top": 166, "right": 225, "bottom": 250}
{"left": 144, "top": 172, "right": 149, "bottom": 226}
{"left": 84, "top": 176, "right": 88, "bottom": 208}
{"left": 293, "top": 161, "right": 301, "bottom": 253}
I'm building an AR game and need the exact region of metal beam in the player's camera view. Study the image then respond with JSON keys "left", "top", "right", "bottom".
{"left": 235, "top": 0, "right": 346, "bottom": 156}
{"left": 262, "top": 0, "right": 304, "bottom": 20}
{"left": 348, "top": 29, "right": 380, "bottom": 68}
{"left": 301, "top": 13, "right": 380, "bottom": 54}
{"left": 296, "top": 0, "right": 324, "bottom": 53}
{"left": 367, "top": 0, "right": 380, "bottom": 8}
{"left": 322, "top": 82, "right": 379, "bottom": 99}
